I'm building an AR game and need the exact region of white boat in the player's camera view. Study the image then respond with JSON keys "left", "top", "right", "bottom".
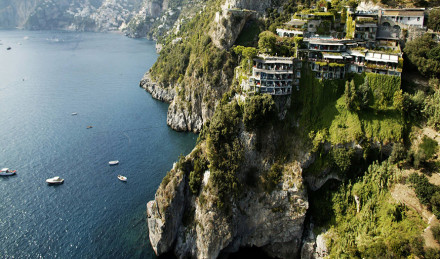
{"left": 71, "top": 112, "right": 78, "bottom": 115}
{"left": 117, "top": 175, "right": 127, "bottom": 182}
{"left": 46, "top": 176, "right": 64, "bottom": 184}
{"left": 0, "top": 168, "right": 16, "bottom": 176}
{"left": 109, "top": 160, "right": 119, "bottom": 166}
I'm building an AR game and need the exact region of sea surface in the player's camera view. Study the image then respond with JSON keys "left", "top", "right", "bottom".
{"left": 0, "top": 30, "right": 196, "bottom": 258}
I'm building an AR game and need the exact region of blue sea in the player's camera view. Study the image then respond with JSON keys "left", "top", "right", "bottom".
{"left": 0, "top": 30, "right": 196, "bottom": 258}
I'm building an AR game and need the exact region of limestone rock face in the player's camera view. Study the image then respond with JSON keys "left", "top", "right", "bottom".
{"left": 166, "top": 101, "right": 203, "bottom": 132}
{"left": 147, "top": 128, "right": 309, "bottom": 259}
{"left": 147, "top": 169, "right": 187, "bottom": 255}
{"left": 210, "top": 8, "right": 254, "bottom": 49}
{"left": 210, "top": 0, "right": 275, "bottom": 49}
{"left": 140, "top": 71, "right": 225, "bottom": 133}
{"left": 223, "top": 0, "right": 272, "bottom": 13}
{"left": 301, "top": 223, "right": 329, "bottom": 259}
{"left": 139, "top": 72, "right": 175, "bottom": 103}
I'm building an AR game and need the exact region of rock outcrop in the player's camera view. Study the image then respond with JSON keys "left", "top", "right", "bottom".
{"left": 140, "top": 72, "right": 175, "bottom": 103}
{"left": 139, "top": 71, "right": 222, "bottom": 132}
{"left": 147, "top": 125, "right": 309, "bottom": 258}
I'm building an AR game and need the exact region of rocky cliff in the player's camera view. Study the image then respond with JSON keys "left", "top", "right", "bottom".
{"left": 0, "top": 0, "right": 201, "bottom": 39}
{"left": 142, "top": 0, "right": 279, "bottom": 132}
{"left": 147, "top": 118, "right": 309, "bottom": 258}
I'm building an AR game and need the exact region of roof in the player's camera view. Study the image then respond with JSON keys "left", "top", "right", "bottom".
{"left": 323, "top": 54, "right": 343, "bottom": 59}
{"left": 365, "top": 52, "right": 398, "bottom": 63}
{"left": 285, "top": 19, "right": 306, "bottom": 27}
{"left": 276, "top": 28, "right": 304, "bottom": 35}
{"left": 382, "top": 9, "right": 424, "bottom": 17}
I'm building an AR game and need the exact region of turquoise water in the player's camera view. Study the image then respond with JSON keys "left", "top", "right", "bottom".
{"left": 0, "top": 30, "right": 196, "bottom": 258}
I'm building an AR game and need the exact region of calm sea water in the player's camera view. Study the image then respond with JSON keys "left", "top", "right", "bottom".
{"left": 0, "top": 30, "right": 196, "bottom": 258}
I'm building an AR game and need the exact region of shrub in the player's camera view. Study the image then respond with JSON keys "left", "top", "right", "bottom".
{"left": 262, "top": 163, "right": 283, "bottom": 193}
{"left": 428, "top": 9, "right": 440, "bottom": 32}
{"left": 419, "top": 136, "right": 438, "bottom": 161}
{"left": 432, "top": 225, "right": 440, "bottom": 243}
{"left": 258, "top": 31, "right": 277, "bottom": 54}
{"left": 332, "top": 148, "right": 355, "bottom": 175}
{"left": 189, "top": 156, "right": 208, "bottom": 194}
{"left": 206, "top": 101, "right": 244, "bottom": 210}
{"left": 424, "top": 90, "right": 440, "bottom": 130}
{"left": 243, "top": 94, "right": 276, "bottom": 131}
{"left": 389, "top": 143, "right": 406, "bottom": 164}
{"left": 404, "top": 33, "right": 440, "bottom": 78}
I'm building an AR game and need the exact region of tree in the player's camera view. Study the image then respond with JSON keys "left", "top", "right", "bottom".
{"left": 243, "top": 94, "right": 276, "bottom": 131}
{"left": 404, "top": 33, "right": 440, "bottom": 78}
{"left": 345, "top": 13, "right": 355, "bottom": 39}
{"left": 428, "top": 9, "right": 440, "bottom": 32}
{"left": 258, "top": 31, "right": 277, "bottom": 54}
{"left": 393, "top": 89, "right": 404, "bottom": 111}
{"left": 357, "top": 80, "right": 370, "bottom": 109}
{"left": 344, "top": 80, "right": 356, "bottom": 110}
{"left": 424, "top": 90, "right": 440, "bottom": 130}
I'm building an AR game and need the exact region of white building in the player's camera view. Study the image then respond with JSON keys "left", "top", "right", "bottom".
{"left": 380, "top": 9, "right": 425, "bottom": 28}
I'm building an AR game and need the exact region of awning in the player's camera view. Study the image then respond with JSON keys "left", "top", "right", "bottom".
{"left": 323, "top": 54, "right": 343, "bottom": 59}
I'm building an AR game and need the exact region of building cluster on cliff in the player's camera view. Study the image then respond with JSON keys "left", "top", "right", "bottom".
{"left": 248, "top": 6, "right": 426, "bottom": 95}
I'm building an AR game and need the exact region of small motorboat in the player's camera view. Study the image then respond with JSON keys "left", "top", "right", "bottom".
{"left": 0, "top": 168, "right": 16, "bottom": 176}
{"left": 109, "top": 160, "right": 119, "bottom": 166}
{"left": 6, "top": 47, "right": 11, "bottom": 50}
{"left": 117, "top": 175, "right": 127, "bottom": 182}
{"left": 46, "top": 176, "right": 64, "bottom": 184}
{"left": 71, "top": 112, "right": 78, "bottom": 116}
{"left": 86, "top": 126, "right": 93, "bottom": 129}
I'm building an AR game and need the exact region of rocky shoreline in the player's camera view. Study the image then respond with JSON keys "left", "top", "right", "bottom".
{"left": 139, "top": 72, "right": 205, "bottom": 132}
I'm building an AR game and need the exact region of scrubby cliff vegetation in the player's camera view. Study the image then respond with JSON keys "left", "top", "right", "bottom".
{"left": 144, "top": 0, "right": 440, "bottom": 258}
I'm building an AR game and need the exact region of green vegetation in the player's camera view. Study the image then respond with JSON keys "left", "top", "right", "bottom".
{"left": 419, "top": 136, "right": 439, "bottom": 161}
{"left": 345, "top": 13, "right": 355, "bottom": 39}
{"left": 205, "top": 101, "right": 243, "bottom": 210}
{"left": 243, "top": 94, "right": 276, "bottom": 131}
{"left": 432, "top": 225, "right": 440, "bottom": 243}
{"left": 295, "top": 68, "right": 403, "bottom": 146}
{"left": 408, "top": 173, "right": 440, "bottom": 218}
{"left": 258, "top": 31, "right": 277, "bottom": 54}
{"left": 424, "top": 90, "right": 440, "bottom": 130}
{"left": 261, "top": 163, "right": 283, "bottom": 193}
{"left": 404, "top": 33, "right": 440, "bottom": 78}
{"left": 234, "top": 20, "right": 264, "bottom": 47}
{"left": 150, "top": 0, "right": 234, "bottom": 89}
{"left": 428, "top": 8, "right": 440, "bottom": 32}
{"left": 310, "top": 161, "right": 426, "bottom": 258}
{"left": 232, "top": 46, "right": 258, "bottom": 73}
{"left": 189, "top": 153, "right": 208, "bottom": 195}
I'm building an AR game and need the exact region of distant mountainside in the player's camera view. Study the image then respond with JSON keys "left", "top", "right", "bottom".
{"left": 0, "top": 0, "right": 204, "bottom": 39}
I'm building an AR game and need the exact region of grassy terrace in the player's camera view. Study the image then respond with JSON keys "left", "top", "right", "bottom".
{"left": 293, "top": 66, "right": 403, "bottom": 146}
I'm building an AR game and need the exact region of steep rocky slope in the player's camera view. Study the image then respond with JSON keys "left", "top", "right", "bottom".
{"left": 140, "top": 0, "right": 275, "bottom": 132}
{"left": 147, "top": 100, "right": 309, "bottom": 258}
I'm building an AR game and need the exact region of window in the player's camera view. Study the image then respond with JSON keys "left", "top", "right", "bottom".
{"left": 408, "top": 17, "right": 410, "bottom": 20}
{"left": 417, "top": 17, "right": 420, "bottom": 21}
